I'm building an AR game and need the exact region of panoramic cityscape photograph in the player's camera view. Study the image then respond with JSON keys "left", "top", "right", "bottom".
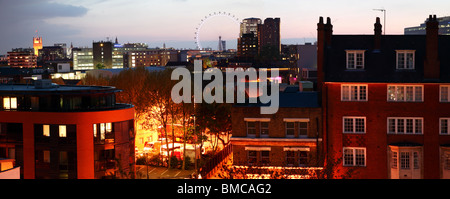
{"left": 1, "top": 0, "right": 450, "bottom": 196}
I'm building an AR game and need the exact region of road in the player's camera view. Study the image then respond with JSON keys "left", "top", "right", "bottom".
{"left": 136, "top": 165, "right": 196, "bottom": 179}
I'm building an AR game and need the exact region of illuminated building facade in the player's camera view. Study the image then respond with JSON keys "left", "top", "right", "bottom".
{"left": 7, "top": 48, "right": 37, "bottom": 68}
{"left": 124, "top": 49, "right": 179, "bottom": 68}
{"left": 33, "top": 36, "right": 43, "bottom": 56}
{"left": 405, "top": 16, "right": 450, "bottom": 35}
{"left": 231, "top": 88, "right": 323, "bottom": 176}
{"left": 240, "top": 18, "right": 261, "bottom": 37}
{"left": 0, "top": 80, "right": 135, "bottom": 179}
{"left": 72, "top": 47, "right": 94, "bottom": 70}
{"left": 318, "top": 15, "right": 450, "bottom": 179}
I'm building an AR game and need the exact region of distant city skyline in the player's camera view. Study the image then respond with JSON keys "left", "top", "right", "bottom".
{"left": 1, "top": 0, "right": 450, "bottom": 54}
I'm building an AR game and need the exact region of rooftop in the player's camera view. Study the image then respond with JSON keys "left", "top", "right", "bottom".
{"left": 0, "top": 83, "right": 119, "bottom": 94}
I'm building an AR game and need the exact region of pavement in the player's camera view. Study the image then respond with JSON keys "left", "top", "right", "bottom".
{"left": 135, "top": 165, "right": 196, "bottom": 179}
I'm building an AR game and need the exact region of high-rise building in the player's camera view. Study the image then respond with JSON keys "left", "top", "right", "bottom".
{"left": 240, "top": 18, "right": 262, "bottom": 37}
{"left": 405, "top": 16, "right": 450, "bottom": 35}
{"left": 218, "top": 36, "right": 226, "bottom": 51}
{"left": 93, "top": 41, "right": 113, "bottom": 69}
{"left": 257, "top": 18, "right": 281, "bottom": 55}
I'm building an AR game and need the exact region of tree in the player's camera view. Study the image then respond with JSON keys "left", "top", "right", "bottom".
{"left": 95, "top": 63, "right": 106, "bottom": 69}
{"left": 144, "top": 68, "right": 178, "bottom": 168}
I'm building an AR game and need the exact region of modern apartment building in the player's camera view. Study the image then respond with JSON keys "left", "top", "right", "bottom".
{"left": 7, "top": 48, "right": 37, "bottom": 68}
{"left": 318, "top": 15, "right": 450, "bottom": 179}
{"left": 0, "top": 80, "right": 135, "bottom": 179}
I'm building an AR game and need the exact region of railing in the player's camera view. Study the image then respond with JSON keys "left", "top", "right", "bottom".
{"left": 199, "top": 143, "right": 232, "bottom": 179}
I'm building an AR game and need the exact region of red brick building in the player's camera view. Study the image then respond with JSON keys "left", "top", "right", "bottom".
{"left": 231, "top": 88, "right": 323, "bottom": 178}
{"left": 318, "top": 15, "right": 450, "bottom": 179}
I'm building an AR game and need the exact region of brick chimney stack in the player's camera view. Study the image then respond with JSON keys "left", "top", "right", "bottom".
{"left": 374, "top": 17, "right": 382, "bottom": 50}
{"left": 424, "top": 14, "right": 440, "bottom": 80}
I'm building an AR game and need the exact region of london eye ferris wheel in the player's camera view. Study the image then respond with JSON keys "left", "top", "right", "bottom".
{"left": 194, "top": 12, "right": 240, "bottom": 50}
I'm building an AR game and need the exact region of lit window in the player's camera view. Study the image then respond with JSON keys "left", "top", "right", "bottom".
{"left": 387, "top": 85, "right": 423, "bottom": 102}
{"left": 106, "top": 123, "right": 112, "bottom": 133}
{"left": 100, "top": 123, "right": 105, "bottom": 140}
{"left": 93, "top": 124, "right": 97, "bottom": 138}
{"left": 59, "top": 125, "right": 67, "bottom": 137}
{"left": 440, "top": 85, "right": 450, "bottom": 102}
{"left": 387, "top": 117, "right": 423, "bottom": 134}
{"left": 396, "top": 50, "right": 415, "bottom": 69}
{"left": 346, "top": 50, "right": 365, "bottom": 69}
{"left": 3, "top": 96, "right": 17, "bottom": 110}
{"left": 343, "top": 147, "right": 366, "bottom": 166}
{"left": 343, "top": 117, "right": 366, "bottom": 134}
{"left": 440, "top": 118, "right": 450, "bottom": 135}
{"left": 341, "top": 84, "right": 367, "bottom": 101}
{"left": 43, "top": 125, "right": 50, "bottom": 137}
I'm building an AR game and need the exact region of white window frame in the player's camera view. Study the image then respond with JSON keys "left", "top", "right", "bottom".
{"left": 343, "top": 117, "right": 366, "bottom": 134}
{"left": 346, "top": 50, "right": 365, "bottom": 69}
{"left": 245, "top": 118, "right": 270, "bottom": 137}
{"left": 260, "top": 121, "right": 269, "bottom": 138}
{"left": 387, "top": 117, "right": 423, "bottom": 135}
{"left": 396, "top": 50, "right": 415, "bottom": 69}
{"left": 341, "top": 84, "right": 368, "bottom": 101}
{"left": 343, "top": 147, "right": 366, "bottom": 167}
{"left": 387, "top": 85, "right": 423, "bottom": 102}
{"left": 285, "top": 122, "right": 295, "bottom": 138}
{"left": 440, "top": 118, "right": 450, "bottom": 135}
{"left": 440, "top": 85, "right": 450, "bottom": 102}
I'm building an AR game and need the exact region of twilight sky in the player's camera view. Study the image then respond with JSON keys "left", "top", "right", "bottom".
{"left": 1, "top": 0, "right": 450, "bottom": 54}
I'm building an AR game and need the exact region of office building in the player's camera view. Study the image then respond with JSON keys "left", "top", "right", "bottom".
{"left": 73, "top": 47, "right": 94, "bottom": 70}
{"left": 405, "top": 16, "right": 450, "bottom": 35}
